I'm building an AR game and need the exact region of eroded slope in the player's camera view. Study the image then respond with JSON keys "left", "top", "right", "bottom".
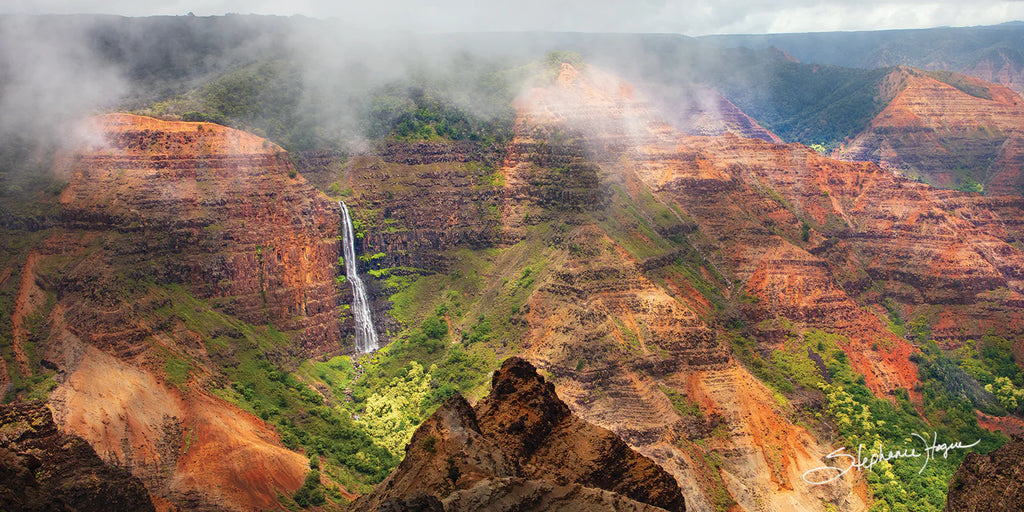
{"left": 837, "top": 67, "right": 1024, "bottom": 195}
{"left": 2, "top": 114, "right": 346, "bottom": 510}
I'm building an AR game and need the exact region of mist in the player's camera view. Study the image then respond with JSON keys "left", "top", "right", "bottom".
{"left": 0, "top": 12, "right": 835, "bottom": 196}
{"left": 8, "top": 0, "right": 1024, "bottom": 36}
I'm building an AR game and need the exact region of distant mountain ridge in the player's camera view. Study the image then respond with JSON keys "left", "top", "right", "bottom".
{"left": 702, "top": 23, "right": 1024, "bottom": 93}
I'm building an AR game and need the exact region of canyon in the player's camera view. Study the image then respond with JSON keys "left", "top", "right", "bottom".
{"left": 0, "top": 17, "right": 1023, "bottom": 512}
{"left": 350, "top": 60, "right": 1024, "bottom": 510}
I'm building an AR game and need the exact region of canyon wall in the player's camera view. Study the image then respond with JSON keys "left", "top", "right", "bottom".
{"left": 837, "top": 67, "right": 1024, "bottom": 195}
{"left": 5, "top": 114, "right": 341, "bottom": 510}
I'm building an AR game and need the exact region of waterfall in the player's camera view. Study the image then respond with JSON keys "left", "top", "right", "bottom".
{"left": 339, "top": 201, "right": 380, "bottom": 353}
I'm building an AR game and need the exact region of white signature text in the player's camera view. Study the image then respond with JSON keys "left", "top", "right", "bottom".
{"left": 802, "top": 432, "right": 980, "bottom": 485}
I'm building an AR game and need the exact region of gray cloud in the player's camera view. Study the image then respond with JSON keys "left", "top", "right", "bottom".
{"left": 4, "top": 0, "right": 1024, "bottom": 35}
{"left": 0, "top": 16, "right": 126, "bottom": 135}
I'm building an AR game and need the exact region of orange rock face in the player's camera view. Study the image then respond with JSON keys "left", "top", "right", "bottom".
{"left": 57, "top": 114, "right": 342, "bottom": 355}
{"left": 837, "top": 67, "right": 1024, "bottom": 195}
{"left": 493, "top": 63, "right": 1024, "bottom": 511}
{"left": 23, "top": 114, "right": 337, "bottom": 510}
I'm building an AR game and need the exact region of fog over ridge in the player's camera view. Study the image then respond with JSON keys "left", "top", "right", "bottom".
{"left": 4, "top": 0, "right": 1024, "bottom": 36}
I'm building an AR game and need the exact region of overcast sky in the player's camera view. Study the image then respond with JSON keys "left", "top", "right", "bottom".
{"left": 2, "top": 0, "right": 1024, "bottom": 36}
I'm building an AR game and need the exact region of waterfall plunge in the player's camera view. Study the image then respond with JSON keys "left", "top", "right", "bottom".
{"left": 339, "top": 201, "right": 379, "bottom": 353}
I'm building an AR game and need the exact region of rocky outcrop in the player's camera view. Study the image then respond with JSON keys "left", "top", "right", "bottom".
{"left": 945, "top": 436, "right": 1024, "bottom": 511}
{"left": 0, "top": 400, "right": 155, "bottom": 512}
{"left": 350, "top": 357, "right": 685, "bottom": 512}
{"left": 477, "top": 358, "right": 686, "bottom": 511}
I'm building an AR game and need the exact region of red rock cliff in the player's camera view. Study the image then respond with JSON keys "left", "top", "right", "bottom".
{"left": 18, "top": 113, "right": 334, "bottom": 510}
{"left": 57, "top": 114, "right": 343, "bottom": 355}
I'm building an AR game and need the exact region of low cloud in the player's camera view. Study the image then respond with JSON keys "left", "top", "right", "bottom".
{"left": 5, "top": 0, "right": 1024, "bottom": 35}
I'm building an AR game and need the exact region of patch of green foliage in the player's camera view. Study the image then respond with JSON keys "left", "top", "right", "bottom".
{"left": 661, "top": 385, "right": 703, "bottom": 419}
{"left": 597, "top": 185, "right": 676, "bottom": 260}
{"left": 163, "top": 354, "right": 191, "bottom": 387}
{"left": 0, "top": 134, "right": 63, "bottom": 200}
{"left": 0, "top": 269, "right": 58, "bottom": 402}
{"left": 921, "top": 70, "right": 993, "bottom": 100}
{"left": 462, "top": 315, "right": 492, "bottom": 345}
{"left": 953, "top": 333, "right": 1024, "bottom": 415}
{"left": 293, "top": 460, "right": 326, "bottom": 508}
{"left": 145, "top": 60, "right": 328, "bottom": 151}
{"left": 914, "top": 340, "right": 1004, "bottom": 416}
{"left": 956, "top": 176, "right": 984, "bottom": 194}
{"left": 610, "top": 317, "right": 642, "bottom": 352}
{"left": 361, "top": 71, "right": 515, "bottom": 149}
{"left": 882, "top": 298, "right": 907, "bottom": 338}
{"left": 152, "top": 285, "right": 396, "bottom": 488}
{"left": 731, "top": 325, "right": 1007, "bottom": 511}
{"left": 358, "top": 361, "right": 433, "bottom": 457}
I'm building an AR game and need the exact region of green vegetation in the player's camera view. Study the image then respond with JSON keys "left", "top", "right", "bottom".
{"left": 956, "top": 176, "right": 984, "bottom": 194}
{"left": 882, "top": 299, "right": 907, "bottom": 338}
{"left": 163, "top": 354, "right": 191, "bottom": 387}
{"left": 954, "top": 333, "right": 1024, "bottom": 415}
{"left": 661, "top": 385, "right": 703, "bottom": 419}
{"left": 362, "top": 83, "right": 514, "bottom": 147}
{"left": 0, "top": 252, "right": 59, "bottom": 403}
{"left": 140, "top": 52, "right": 524, "bottom": 154}
{"left": 704, "top": 58, "right": 892, "bottom": 146}
{"left": 292, "top": 461, "right": 326, "bottom": 508}
{"left": 358, "top": 361, "right": 432, "bottom": 457}
{"left": 985, "top": 377, "right": 1024, "bottom": 410}
{"left": 151, "top": 286, "right": 396, "bottom": 490}
{"left": 922, "top": 70, "right": 993, "bottom": 100}
{"left": 145, "top": 60, "right": 325, "bottom": 151}
{"left": 728, "top": 326, "right": 1009, "bottom": 511}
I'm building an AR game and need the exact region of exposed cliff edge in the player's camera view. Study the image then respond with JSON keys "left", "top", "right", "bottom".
{"left": 0, "top": 400, "right": 155, "bottom": 512}
{"left": 15, "top": 114, "right": 329, "bottom": 510}
{"left": 945, "top": 435, "right": 1024, "bottom": 512}
{"left": 56, "top": 113, "right": 343, "bottom": 356}
{"left": 349, "top": 357, "right": 686, "bottom": 512}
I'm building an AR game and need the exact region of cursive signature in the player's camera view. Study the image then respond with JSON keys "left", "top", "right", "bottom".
{"left": 802, "top": 432, "right": 980, "bottom": 485}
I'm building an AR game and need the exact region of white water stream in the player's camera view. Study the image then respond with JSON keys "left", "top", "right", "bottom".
{"left": 339, "top": 201, "right": 379, "bottom": 353}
